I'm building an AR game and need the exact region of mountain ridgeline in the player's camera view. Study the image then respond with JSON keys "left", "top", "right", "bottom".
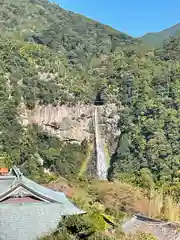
{"left": 0, "top": 0, "right": 179, "bottom": 195}
{"left": 141, "top": 23, "right": 180, "bottom": 47}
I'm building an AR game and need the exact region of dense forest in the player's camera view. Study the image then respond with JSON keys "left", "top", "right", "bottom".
{"left": 141, "top": 23, "right": 180, "bottom": 47}
{"left": 0, "top": 0, "right": 179, "bottom": 239}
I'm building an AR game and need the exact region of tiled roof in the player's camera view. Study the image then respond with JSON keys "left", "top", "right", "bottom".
{"left": 0, "top": 173, "right": 85, "bottom": 213}
{"left": 0, "top": 203, "right": 63, "bottom": 240}
{"left": 0, "top": 166, "right": 86, "bottom": 240}
{"left": 21, "top": 175, "right": 70, "bottom": 202}
{"left": 0, "top": 202, "right": 85, "bottom": 240}
{"left": 0, "top": 178, "right": 15, "bottom": 195}
{"left": 0, "top": 166, "right": 81, "bottom": 206}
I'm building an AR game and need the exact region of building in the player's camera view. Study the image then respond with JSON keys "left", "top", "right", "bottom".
{"left": 122, "top": 214, "right": 180, "bottom": 240}
{"left": 0, "top": 166, "right": 85, "bottom": 240}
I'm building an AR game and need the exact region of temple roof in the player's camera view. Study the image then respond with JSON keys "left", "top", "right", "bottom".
{"left": 0, "top": 203, "right": 64, "bottom": 240}
{"left": 0, "top": 166, "right": 85, "bottom": 240}
{"left": 0, "top": 166, "right": 81, "bottom": 206}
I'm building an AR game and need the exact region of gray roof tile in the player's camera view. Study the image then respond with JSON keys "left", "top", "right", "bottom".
{"left": 0, "top": 178, "right": 15, "bottom": 194}
{"left": 0, "top": 166, "right": 86, "bottom": 240}
{"left": 0, "top": 203, "right": 63, "bottom": 240}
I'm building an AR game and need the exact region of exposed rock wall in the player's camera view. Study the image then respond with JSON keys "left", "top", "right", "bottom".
{"left": 20, "top": 103, "right": 120, "bottom": 153}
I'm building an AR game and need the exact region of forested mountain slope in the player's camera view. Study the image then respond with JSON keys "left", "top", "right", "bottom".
{"left": 0, "top": 1, "right": 179, "bottom": 239}
{"left": 141, "top": 23, "right": 180, "bottom": 47}
{"left": 0, "top": 0, "right": 179, "bottom": 197}
{"left": 0, "top": 0, "right": 135, "bottom": 68}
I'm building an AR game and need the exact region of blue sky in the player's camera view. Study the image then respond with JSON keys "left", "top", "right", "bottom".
{"left": 55, "top": 0, "right": 180, "bottom": 37}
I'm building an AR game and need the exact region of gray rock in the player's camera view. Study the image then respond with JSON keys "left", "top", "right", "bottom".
{"left": 19, "top": 103, "right": 120, "bottom": 154}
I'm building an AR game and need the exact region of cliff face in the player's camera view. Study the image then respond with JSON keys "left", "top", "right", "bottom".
{"left": 20, "top": 103, "right": 120, "bottom": 153}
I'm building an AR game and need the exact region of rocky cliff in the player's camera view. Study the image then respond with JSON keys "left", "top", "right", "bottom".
{"left": 20, "top": 103, "right": 120, "bottom": 153}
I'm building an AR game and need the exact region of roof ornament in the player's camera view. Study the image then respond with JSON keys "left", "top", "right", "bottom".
{"left": 12, "top": 165, "right": 23, "bottom": 180}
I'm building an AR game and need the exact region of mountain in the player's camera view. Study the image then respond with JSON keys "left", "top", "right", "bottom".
{"left": 0, "top": 0, "right": 180, "bottom": 181}
{"left": 0, "top": 1, "right": 179, "bottom": 234}
{"left": 0, "top": 0, "right": 139, "bottom": 182}
{"left": 141, "top": 23, "right": 180, "bottom": 47}
{"left": 0, "top": 0, "right": 136, "bottom": 67}
{"left": 0, "top": 0, "right": 139, "bottom": 103}
{"left": 0, "top": 1, "right": 180, "bottom": 239}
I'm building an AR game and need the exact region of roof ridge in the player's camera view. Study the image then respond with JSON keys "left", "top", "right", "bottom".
{"left": 135, "top": 214, "right": 165, "bottom": 223}
{"left": 11, "top": 165, "right": 23, "bottom": 180}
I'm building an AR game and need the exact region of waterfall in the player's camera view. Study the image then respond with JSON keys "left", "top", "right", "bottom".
{"left": 94, "top": 106, "right": 107, "bottom": 180}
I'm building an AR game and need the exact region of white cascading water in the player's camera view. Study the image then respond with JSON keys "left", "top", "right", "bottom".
{"left": 94, "top": 106, "right": 107, "bottom": 180}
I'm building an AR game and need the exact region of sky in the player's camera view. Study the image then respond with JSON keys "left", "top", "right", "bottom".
{"left": 55, "top": 0, "right": 180, "bottom": 37}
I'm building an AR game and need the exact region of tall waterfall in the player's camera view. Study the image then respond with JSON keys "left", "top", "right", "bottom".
{"left": 94, "top": 106, "right": 107, "bottom": 180}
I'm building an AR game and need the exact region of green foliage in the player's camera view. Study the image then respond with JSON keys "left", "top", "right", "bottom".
{"left": 108, "top": 39, "right": 180, "bottom": 192}
{"left": 138, "top": 168, "right": 155, "bottom": 189}
{"left": 78, "top": 142, "right": 93, "bottom": 177}
{"left": 0, "top": 1, "right": 179, "bottom": 239}
{"left": 40, "top": 214, "right": 157, "bottom": 240}
{"left": 121, "top": 232, "right": 157, "bottom": 240}
{"left": 0, "top": 0, "right": 179, "bottom": 201}
{"left": 40, "top": 214, "right": 114, "bottom": 240}
{"left": 155, "top": 36, "right": 180, "bottom": 60}
{"left": 36, "top": 129, "right": 88, "bottom": 179}
{"left": 0, "top": 0, "right": 134, "bottom": 68}
{"left": 141, "top": 23, "right": 180, "bottom": 48}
